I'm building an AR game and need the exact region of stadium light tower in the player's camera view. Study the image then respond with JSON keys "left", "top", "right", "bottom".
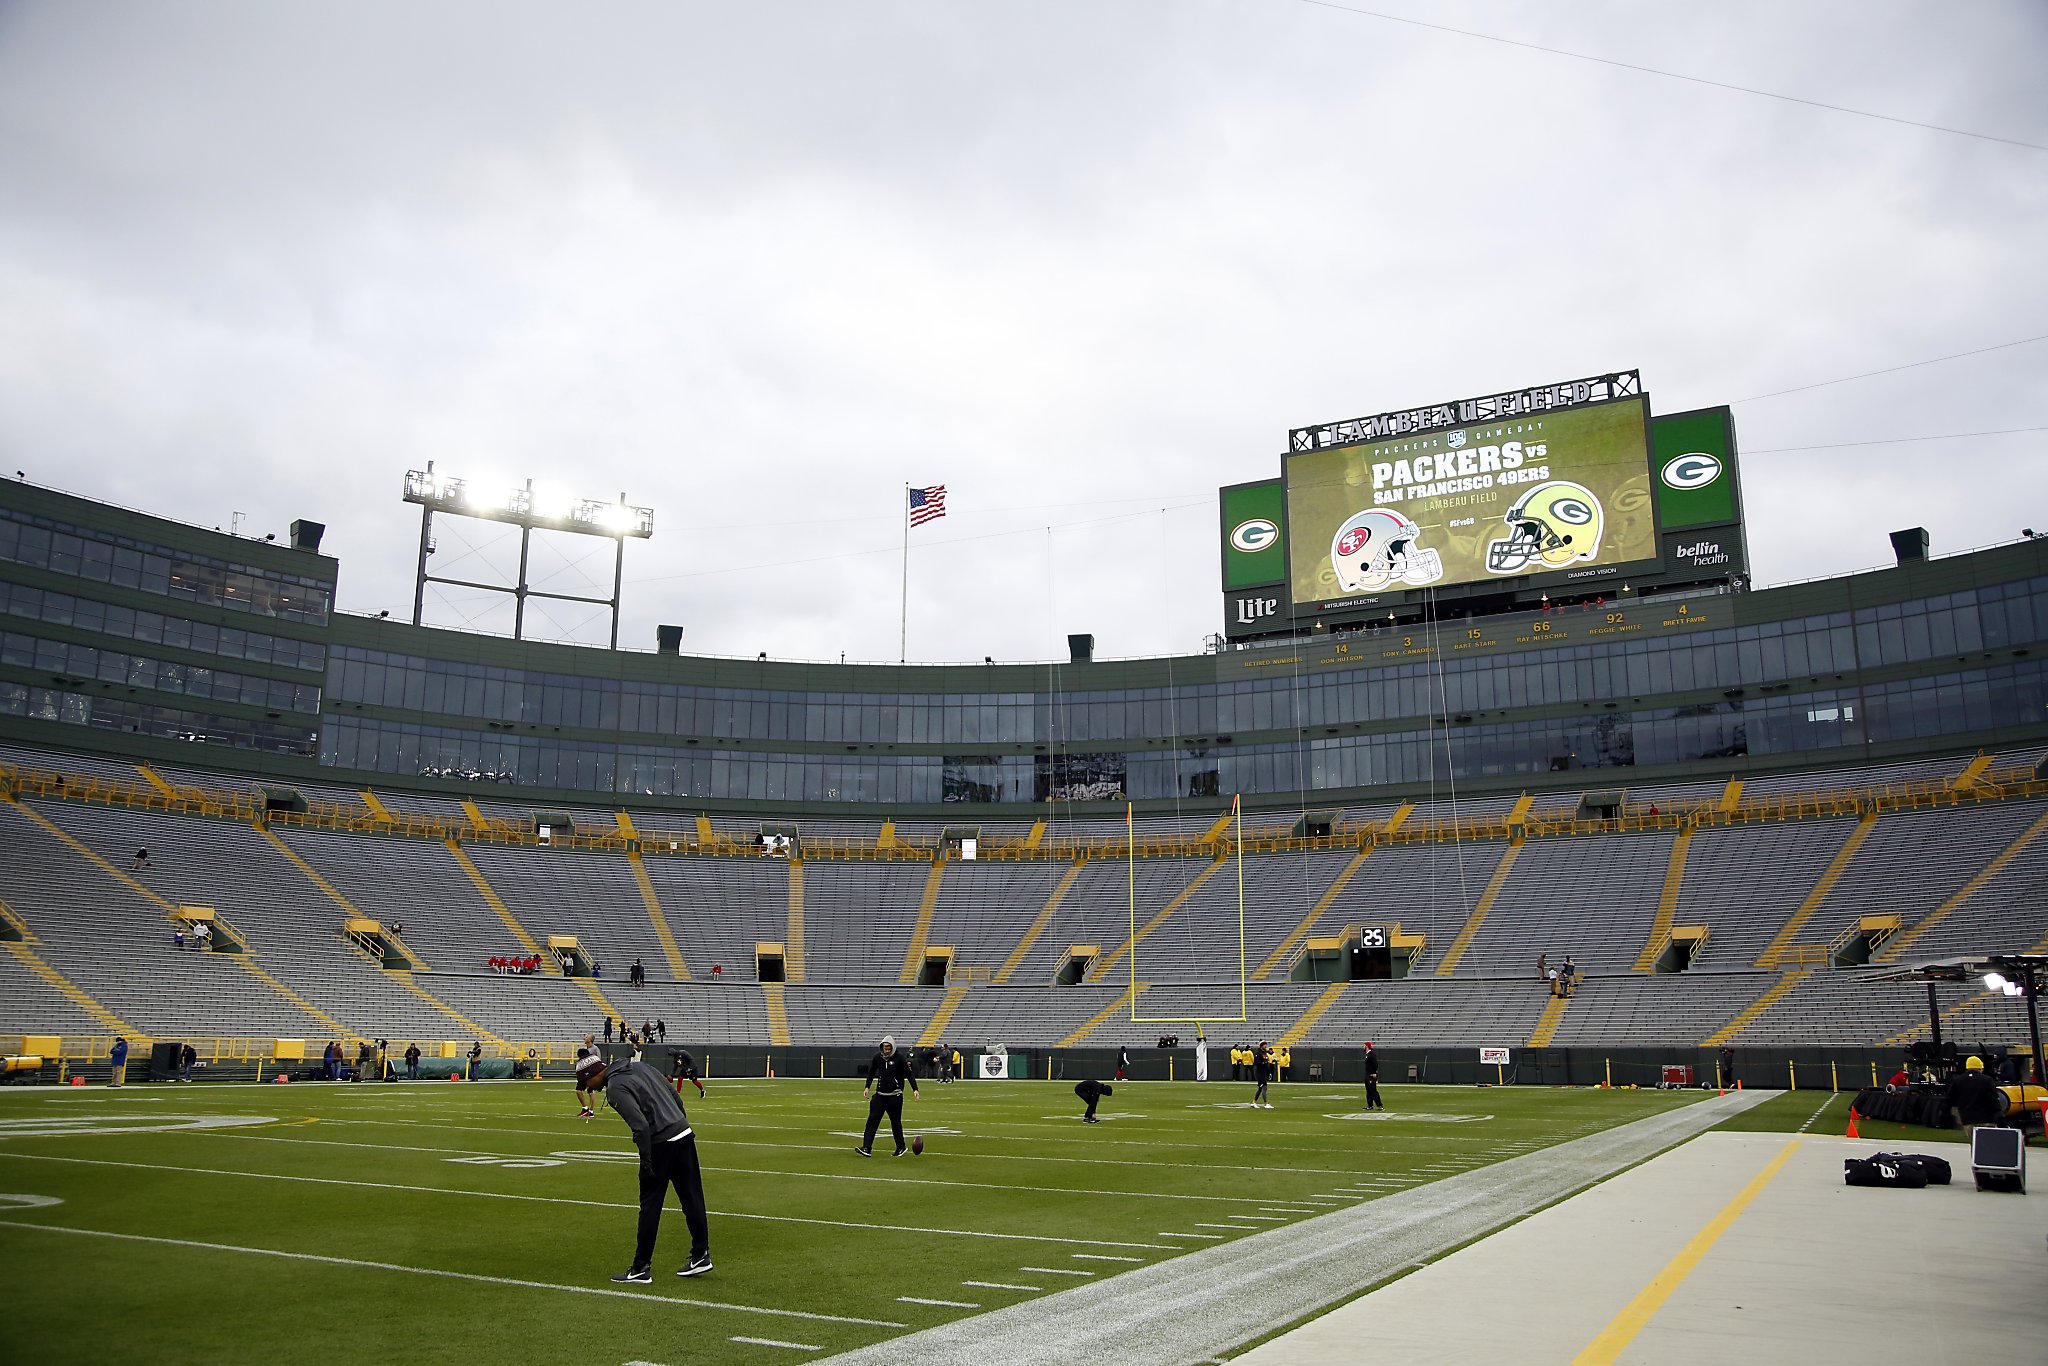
{"left": 401, "top": 463, "right": 654, "bottom": 648}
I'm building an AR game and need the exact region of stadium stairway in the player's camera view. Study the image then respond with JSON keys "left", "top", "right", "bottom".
{"left": 1756, "top": 811, "right": 1877, "bottom": 967}
{"left": 1631, "top": 826, "right": 1694, "bottom": 971}
{"left": 443, "top": 841, "right": 554, "bottom": 969}
{"left": 994, "top": 861, "right": 1084, "bottom": 982}
{"left": 1704, "top": 969, "right": 1813, "bottom": 1046}
{"left": 1883, "top": 989, "right": 1999, "bottom": 1047}
{"left": 918, "top": 984, "right": 969, "bottom": 1046}
{"left": 1434, "top": 840, "right": 1523, "bottom": 975}
{"left": 1874, "top": 806, "right": 2048, "bottom": 963}
{"left": 1527, "top": 988, "right": 1570, "bottom": 1047}
{"left": 896, "top": 858, "right": 946, "bottom": 983}
{"left": 1055, "top": 980, "right": 1147, "bottom": 1047}
{"left": 1255, "top": 846, "right": 1372, "bottom": 980}
{"left": 785, "top": 861, "right": 807, "bottom": 982}
{"left": 232, "top": 955, "right": 353, "bottom": 1040}
{"left": 616, "top": 813, "right": 690, "bottom": 979}
{"left": 1090, "top": 854, "right": 1226, "bottom": 983}
{"left": 6, "top": 794, "right": 358, "bottom": 1038}
{"left": 390, "top": 971, "right": 511, "bottom": 1048}
{"left": 1277, "top": 980, "right": 1348, "bottom": 1047}
{"left": 761, "top": 982, "right": 791, "bottom": 1046}
{"left": 0, "top": 907, "right": 142, "bottom": 1039}
{"left": 256, "top": 824, "right": 428, "bottom": 970}
{"left": 134, "top": 763, "right": 179, "bottom": 799}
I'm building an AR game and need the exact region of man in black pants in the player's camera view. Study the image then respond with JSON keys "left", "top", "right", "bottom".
{"left": 590, "top": 1053, "right": 712, "bottom": 1283}
{"left": 858, "top": 1035, "right": 918, "bottom": 1156}
{"left": 1363, "top": 1041, "right": 1385, "bottom": 1111}
{"left": 1075, "top": 1078, "right": 1113, "bottom": 1123}
{"left": 1252, "top": 1041, "right": 1274, "bottom": 1109}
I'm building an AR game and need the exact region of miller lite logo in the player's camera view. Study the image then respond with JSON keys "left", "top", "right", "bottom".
{"left": 1235, "top": 594, "right": 1280, "bottom": 626}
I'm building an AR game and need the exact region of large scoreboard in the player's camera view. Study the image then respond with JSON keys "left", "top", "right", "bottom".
{"left": 1218, "top": 371, "right": 1746, "bottom": 639}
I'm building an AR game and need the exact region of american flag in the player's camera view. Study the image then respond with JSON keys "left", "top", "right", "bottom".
{"left": 909, "top": 484, "right": 947, "bottom": 527}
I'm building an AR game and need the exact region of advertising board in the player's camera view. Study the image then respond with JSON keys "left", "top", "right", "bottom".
{"left": 1286, "top": 396, "right": 1659, "bottom": 610}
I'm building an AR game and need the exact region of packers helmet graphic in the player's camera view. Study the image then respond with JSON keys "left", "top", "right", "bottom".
{"left": 1330, "top": 508, "right": 1443, "bottom": 593}
{"left": 1485, "top": 481, "right": 1604, "bottom": 574}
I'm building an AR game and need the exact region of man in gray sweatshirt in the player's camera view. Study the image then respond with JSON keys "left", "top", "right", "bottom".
{"left": 590, "top": 1052, "right": 711, "bottom": 1283}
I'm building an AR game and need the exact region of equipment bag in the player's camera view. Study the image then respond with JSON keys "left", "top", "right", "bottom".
{"left": 1844, "top": 1156, "right": 1929, "bottom": 1189}
{"left": 1868, "top": 1151, "right": 1951, "bottom": 1185}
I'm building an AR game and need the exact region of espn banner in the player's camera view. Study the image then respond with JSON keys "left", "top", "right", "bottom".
{"left": 1286, "top": 396, "right": 1658, "bottom": 606}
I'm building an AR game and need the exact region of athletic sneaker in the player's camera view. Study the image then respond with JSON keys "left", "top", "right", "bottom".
{"left": 1083, "top": 1115, "right": 1100, "bottom": 1123}
{"left": 610, "top": 1266, "right": 652, "bottom": 1284}
{"left": 893, "top": 1147, "right": 910, "bottom": 1157}
{"left": 855, "top": 1146, "right": 872, "bottom": 1156}
{"left": 677, "top": 1253, "right": 713, "bottom": 1277}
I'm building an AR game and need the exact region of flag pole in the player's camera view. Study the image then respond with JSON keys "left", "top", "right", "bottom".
{"left": 900, "top": 483, "right": 910, "bottom": 664}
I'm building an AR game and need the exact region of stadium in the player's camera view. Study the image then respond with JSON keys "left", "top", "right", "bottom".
{"left": 2, "top": 359, "right": 2045, "bottom": 1363}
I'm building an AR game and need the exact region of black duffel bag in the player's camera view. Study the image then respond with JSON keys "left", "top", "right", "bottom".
{"left": 1844, "top": 1156, "right": 1928, "bottom": 1189}
{"left": 1868, "top": 1151, "right": 1952, "bottom": 1185}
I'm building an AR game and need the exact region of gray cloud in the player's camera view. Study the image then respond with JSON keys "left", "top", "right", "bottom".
{"left": 1, "top": 1, "right": 2043, "bottom": 663}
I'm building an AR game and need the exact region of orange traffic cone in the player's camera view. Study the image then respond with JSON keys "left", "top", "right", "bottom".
{"left": 1845, "top": 1107, "right": 1860, "bottom": 1140}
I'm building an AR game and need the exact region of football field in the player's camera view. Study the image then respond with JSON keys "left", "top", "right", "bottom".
{"left": 0, "top": 1076, "right": 1733, "bottom": 1364}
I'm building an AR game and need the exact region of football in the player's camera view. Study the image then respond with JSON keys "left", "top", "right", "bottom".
{"left": 910, "top": 1135, "right": 924, "bottom": 1155}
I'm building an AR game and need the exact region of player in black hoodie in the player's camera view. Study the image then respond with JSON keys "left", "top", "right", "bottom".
{"left": 858, "top": 1034, "right": 919, "bottom": 1156}
{"left": 589, "top": 1050, "right": 712, "bottom": 1283}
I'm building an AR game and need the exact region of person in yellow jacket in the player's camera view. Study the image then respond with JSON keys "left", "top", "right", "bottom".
{"left": 1277, "top": 1046, "right": 1293, "bottom": 1081}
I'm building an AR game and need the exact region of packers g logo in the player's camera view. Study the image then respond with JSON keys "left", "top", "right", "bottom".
{"left": 1229, "top": 518, "right": 1279, "bottom": 554}
{"left": 1661, "top": 453, "right": 1722, "bottom": 490}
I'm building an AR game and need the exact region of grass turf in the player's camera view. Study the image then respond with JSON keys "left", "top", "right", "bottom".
{"left": 0, "top": 1077, "right": 1719, "bottom": 1364}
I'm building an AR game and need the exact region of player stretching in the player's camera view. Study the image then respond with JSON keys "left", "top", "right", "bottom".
{"left": 574, "top": 1034, "right": 603, "bottom": 1117}
{"left": 590, "top": 1053, "right": 712, "bottom": 1283}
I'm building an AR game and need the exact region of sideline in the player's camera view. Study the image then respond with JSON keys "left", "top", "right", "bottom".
{"left": 809, "top": 1089, "right": 1776, "bottom": 1365}
{"left": 1568, "top": 1138, "right": 1801, "bottom": 1364}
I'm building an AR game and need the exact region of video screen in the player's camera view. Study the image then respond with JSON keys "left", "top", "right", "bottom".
{"left": 1286, "top": 396, "right": 1656, "bottom": 606}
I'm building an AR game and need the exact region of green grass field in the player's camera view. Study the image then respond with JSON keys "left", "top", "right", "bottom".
{"left": 0, "top": 1076, "right": 1766, "bottom": 1364}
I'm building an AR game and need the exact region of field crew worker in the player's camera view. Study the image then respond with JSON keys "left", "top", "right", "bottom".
{"left": 590, "top": 1052, "right": 712, "bottom": 1283}
{"left": 858, "top": 1035, "right": 919, "bottom": 1157}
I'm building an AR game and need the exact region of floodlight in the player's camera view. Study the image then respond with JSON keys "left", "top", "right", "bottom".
{"left": 596, "top": 503, "right": 638, "bottom": 535}
{"left": 1985, "top": 972, "right": 2009, "bottom": 991}
{"left": 530, "top": 487, "right": 576, "bottom": 522}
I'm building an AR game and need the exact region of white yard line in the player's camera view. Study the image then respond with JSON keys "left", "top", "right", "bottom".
{"left": 1158, "top": 1232, "right": 1223, "bottom": 1241}
{"left": 0, "top": 1219, "right": 901, "bottom": 1327}
{"left": 1017, "top": 1267, "right": 1095, "bottom": 1277}
{"left": 728, "top": 1338, "right": 821, "bottom": 1352}
{"left": 1071, "top": 1254, "right": 1140, "bottom": 1263}
{"left": 0, "top": 1149, "right": 1164, "bottom": 1251}
{"left": 898, "top": 1297, "right": 979, "bottom": 1309}
{"left": 962, "top": 1281, "right": 1041, "bottom": 1292}
{"left": 1797, "top": 1093, "right": 1839, "bottom": 1133}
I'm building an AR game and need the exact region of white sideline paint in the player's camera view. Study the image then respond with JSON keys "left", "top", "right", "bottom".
{"left": 1070, "top": 1254, "right": 1139, "bottom": 1263}
{"left": 0, "top": 1148, "right": 1164, "bottom": 1251}
{"left": 808, "top": 1090, "right": 1775, "bottom": 1366}
{"left": 898, "top": 1297, "right": 978, "bottom": 1308}
{"left": 0, "top": 1220, "right": 903, "bottom": 1327}
{"left": 1017, "top": 1267, "right": 1094, "bottom": 1277}
{"left": 1193, "top": 1223, "right": 1248, "bottom": 1231}
{"left": 1157, "top": 1233, "right": 1222, "bottom": 1241}
{"left": 0, "top": 1114, "right": 275, "bottom": 1139}
{"left": 728, "top": 1338, "right": 821, "bottom": 1352}
{"left": 962, "top": 1282, "right": 1040, "bottom": 1292}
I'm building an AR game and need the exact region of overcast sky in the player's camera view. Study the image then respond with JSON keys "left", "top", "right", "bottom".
{"left": 1, "top": 1, "right": 2043, "bottom": 664}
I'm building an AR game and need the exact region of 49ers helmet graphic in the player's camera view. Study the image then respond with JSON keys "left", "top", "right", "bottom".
{"left": 1485, "top": 481, "right": 1604, "bottom": 574}
{"left": 1330, "top": 508, "right": 1443, "bottom": 593}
